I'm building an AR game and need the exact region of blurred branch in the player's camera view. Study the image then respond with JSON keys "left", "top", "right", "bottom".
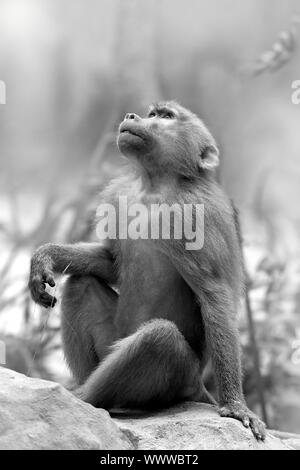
{"left": 6, "top": 177, "right": 22, "bottom": 239}
{"left": 243, "top": 16, "right": 300, "bottom": 76}
{"left": 0, "top": 243, "right": 21, "bottom": 284}
{"left": 233, "top": 201, "right": 269, "bottom": 425}
{"left": 0, "top": 286, "right": 27, "bottom": 311}
{"left": 245, "top": 276, "right": 269, "bottom": 426}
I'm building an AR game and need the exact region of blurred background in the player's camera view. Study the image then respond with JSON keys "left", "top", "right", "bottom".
{"left": 0, "top": 0, "right": 300, "bottom": 433}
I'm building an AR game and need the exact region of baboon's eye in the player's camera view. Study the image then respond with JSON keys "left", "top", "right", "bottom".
{"left": 164, "top": 112, "right": 175, "bottom": 119}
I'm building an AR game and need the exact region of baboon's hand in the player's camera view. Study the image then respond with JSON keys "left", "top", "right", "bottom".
{"left": 219, "top": 401, "right": 266, "bottom": 441}
{"left": 28, "top": 248, "right": 57, "bottom": 308}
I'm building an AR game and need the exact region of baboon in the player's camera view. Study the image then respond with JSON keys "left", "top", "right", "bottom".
{"left": 29, "top": 101, "right": 266, "bottom": 440}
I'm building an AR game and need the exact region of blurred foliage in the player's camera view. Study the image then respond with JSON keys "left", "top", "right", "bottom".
{"left": 242, "top": 256, "right": 300, "bottom": 430}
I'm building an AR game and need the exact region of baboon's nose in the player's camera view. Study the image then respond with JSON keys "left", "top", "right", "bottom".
{"left": 125, "top": 113, "right": 138, "bottom": 121}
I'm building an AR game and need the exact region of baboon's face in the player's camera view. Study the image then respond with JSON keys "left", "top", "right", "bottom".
{"left": 117, "top": 101, "right": 219, "bottom": 177}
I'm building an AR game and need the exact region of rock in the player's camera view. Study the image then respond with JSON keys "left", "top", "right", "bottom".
{"left": 0, "top": 367, "right": 133, "bottom": 450}
{"left": 1, "top": 367, "right": 299, "bottom": 450}
{"left": 270, "top": 430, "right": 300, "bottom": 450}
{"left": 114, "top": 403, "right": 295, "bottom": 450}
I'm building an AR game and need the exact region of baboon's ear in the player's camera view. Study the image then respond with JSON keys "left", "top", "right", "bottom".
{"left": 199, "top": 145, "right": 220, "bottom": 171}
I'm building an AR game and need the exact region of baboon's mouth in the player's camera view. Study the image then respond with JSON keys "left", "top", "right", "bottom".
{"left": 120, "top": 129, "right": 142, "bottom": 138}
{"left": 119, "top": 122, "right": 145, "bottom": 140}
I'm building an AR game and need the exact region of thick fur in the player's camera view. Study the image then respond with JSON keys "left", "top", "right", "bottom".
{"left": 76, "top": 319, "right": 204, "bottom": 410}
{"left": 29, "top": 101, "right": 266, "bottom": 439}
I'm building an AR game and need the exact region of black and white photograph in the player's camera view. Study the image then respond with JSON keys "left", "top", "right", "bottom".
{"left": 0, "top": 0, "right": 300, "bottom": 454}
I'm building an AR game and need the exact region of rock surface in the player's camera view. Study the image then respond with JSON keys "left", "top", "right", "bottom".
{"left": 115, "top": 403, "right": 297, "bottom": 450}
{"left": 0, "top": 367, "right": 133, "bottom": 450}
{"left": 1, "top": 367, "right": 300, "bottom": 450}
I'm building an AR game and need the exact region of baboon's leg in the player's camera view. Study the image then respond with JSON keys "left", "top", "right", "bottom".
{"left": 61, "top": 275, "right": 118, "bottom": 384}
{"left": 77, "top": 319, "right": 204, "bottom": 410}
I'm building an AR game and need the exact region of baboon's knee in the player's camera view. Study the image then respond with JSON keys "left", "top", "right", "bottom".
{"left": 62, "top": 275, "right": 117, "bottom": 319}
{"left": 138, "top": 319, "right": 181, "bottom": 340}
{"left": 135, "top": 319, "right": 188, "bottom": 357}
{"left": 62, "top": 275, "right": 93, "bottom": 303}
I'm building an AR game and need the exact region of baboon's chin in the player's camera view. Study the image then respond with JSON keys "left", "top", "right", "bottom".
{"left": 118, "top": 140, "right": 150, "bottom": 160}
